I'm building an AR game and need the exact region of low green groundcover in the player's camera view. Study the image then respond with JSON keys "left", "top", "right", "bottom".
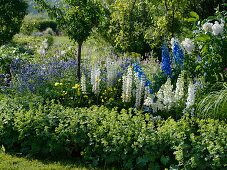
{"left": 0, "top": 95, "right": 226, "bottom": 169}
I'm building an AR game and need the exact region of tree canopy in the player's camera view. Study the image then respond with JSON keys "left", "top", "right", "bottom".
{"left": 34, "top": 0, "right": 103, "bottom": 80}
{"left": 0, "top": 0, "right": 28, "bottom": 46}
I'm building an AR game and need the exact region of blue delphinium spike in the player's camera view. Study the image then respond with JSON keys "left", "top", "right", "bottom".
{"left": 162, "top": 42, "right": 172, "bottom": 75}
{"left": 173, "top": 41, "right": 184, "bottom": 65}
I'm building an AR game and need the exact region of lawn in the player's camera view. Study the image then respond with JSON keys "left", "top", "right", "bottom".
{"left": 0, "top": 152, "right": 92, "bottom": 170}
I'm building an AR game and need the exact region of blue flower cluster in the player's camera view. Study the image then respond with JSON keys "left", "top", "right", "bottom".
{"left": 133, "top": 62, "right": 152, "bottom": 94}
{"left": 10, "top": 58, "right": 78, "bottom": 93}
{"left": 161, "top": 42, "right": 172, "bottom": 76}
{"left": 173, "top": 41, "right": 184, "bottom": 65}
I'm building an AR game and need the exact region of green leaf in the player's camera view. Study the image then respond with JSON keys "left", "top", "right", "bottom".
{"left": 0, "top": 145, "right": 6, "bottom": 153}
{"left": 196, "top": 65, "right": 201, "bottom": 70}
{"left": 185, "top": 18, "right": 198, "bottom": 22}
{"left": 196, "top": 35, "right": 211, "bottom": 42}
{"left": 190, "top": 11, "right": 199, "bottom": 20}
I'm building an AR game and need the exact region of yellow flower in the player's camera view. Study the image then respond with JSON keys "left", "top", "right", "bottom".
{"left": 102, "top": 99, "right": 104, "bottom": 102}
{"left": 96, "top": 79, "right": 101, "bottom": 82}
{"left": 83, "top": 95, "right": 88, "bottom": 98}
{"left": 72, "top": 84, "right": 80, "bottom": 89}
{"left": 59, "top": 83, "right": 63, "bottom": 86}
{"left": 54, "top": 82, "right": 60, "bottom": 86}
{"left": 118, "top": 79, "right": 121, "bottom": 82}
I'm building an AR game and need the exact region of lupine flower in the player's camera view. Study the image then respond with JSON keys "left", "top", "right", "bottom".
{"left": 156, "top": 78, "right": 174, "bottom": 110}
{"left": 144, "top": 95, "right": 164, "bottom": 112}
{"left": 106, "top": 58, "right": 117, "bottom": 88}
{"left": 174, "top": 71, "right": 185, "bottom": 101}
{"left": 186, "top": 80, "right": 196, "bottom": 108}
{"left": 91, "top": 66, "right": 101, "bottom": 95}
{"left": 80, "top": 73, "right": 87, "bottom": 94}
{"left": 144, "top": 80, "right": 151, "bottom": 100}
{"left": 135, "top": 73, "right": 145, "bottom": 108}
{"left": 182, "top": 38, "right": 195, "bottom": 54}
{"left": 161, "top": 42, "right": 172, "bottom": 75}
{"left": 122, "top": 66, "right": 133, "bottom": 102}
{"left": 212, "top": 21, "right": 224, "bottom": 35}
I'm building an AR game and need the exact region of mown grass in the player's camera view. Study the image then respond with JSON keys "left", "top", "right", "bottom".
{"left": 0, "top": 152, "right": 92, "bottom": 170}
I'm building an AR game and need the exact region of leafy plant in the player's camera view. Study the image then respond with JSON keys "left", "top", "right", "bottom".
{"left": 0, "top": 0, "right": 28, "bottom": 45}
{"left": 196, "top": 83, "right": 227, "bottom": 120}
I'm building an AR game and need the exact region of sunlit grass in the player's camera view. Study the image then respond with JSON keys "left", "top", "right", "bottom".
{"left": 0, "top": 152, "right": 90, "bottom": 170}
{"left": 196, "top": 85, "right": 227, "bottom": 120}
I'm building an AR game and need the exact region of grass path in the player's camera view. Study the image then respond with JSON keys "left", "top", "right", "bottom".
{"left": 0, "top": 152, "right": 90, "bottom": 170}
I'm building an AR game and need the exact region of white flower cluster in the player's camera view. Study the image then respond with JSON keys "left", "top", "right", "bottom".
{"left": 122, "top": 66, "right": 133, "bottom": 102}
{"left": 157, "top": 78, "right": 175, "bottom": 110}
{"left": 37, "top": 39, "right": 49, "bottom": 56}
{"left": 106, "top": 58, "right": 117, "bottom": 88}
{"left": 134, "top": 73, "right": 145, "bottom": 108}
{"left": 186, "top": 80, "right": 196, "bottom": 108}
{"left": 182, "top": 38, "right": 195, "bottom": 54}
{"left": 144, "top": 95, "right": 164, "bottom": 112}
{"left": 202, "top": 21, "right": 224, "bottom": 35}
{"left": 91, "top": 65, "right": 101, "bottom": 94}
{"left": 144, "top": 71, "right": 195, "bottom": 113}
{"left": 174, "top": 71, "right": 185, "bottom": 101}
{"left": 81, "top": 73, "right": 87, "bottom": 94}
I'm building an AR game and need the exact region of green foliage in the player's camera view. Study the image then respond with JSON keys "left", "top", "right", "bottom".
{"left": 20, "top": 20, "right": 39, "bottom": 36}
{"left": 37, "top": 20, "right": 58, "bottom": 32}
{"left": 0, "top": 95, "right": 226, "bottom": 169}
{"left": 34, "top": 0, "right": 103, "bottom": 79}
{"left": 100, "top": 0, "right": 152, "bottom": 55}
{"left": 196, "top": 84, "right": 227, "bottom": 120}
{"left": 183, "top": 9, "right": 226, "bottom": 82}
{"left": 157, "top": 117, "right": 227, "bottom": 169}
{"left": 0, "top": 0, "right": 28, "bottom": 46}
{"left": 0, "top": 152, "right": 93, "bottom": 169}
{"left": 0, "top": 44, "right": 33, "bottom": 76}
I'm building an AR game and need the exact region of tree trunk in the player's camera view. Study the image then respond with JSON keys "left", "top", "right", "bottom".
{"left": 77, "top": 42, "right": 83, "bottom": 82}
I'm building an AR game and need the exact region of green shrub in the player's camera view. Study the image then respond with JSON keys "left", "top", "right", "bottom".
{"left": 0, "top": 0, "right": 28, "bottom": 45}
{"left": 20, "top": 20, "right": 39, "bottom": 36}
{"left": 36, "top": 20, "right": 58, "bottom": 33}
{"left": 42, "top": 34, "right": 54, "bottom": 47}
{"left": 45, "top": 27, "right": 55, "bottom": 36}
{"left": 0, "top": 95, "right": 226, "bottom": 169}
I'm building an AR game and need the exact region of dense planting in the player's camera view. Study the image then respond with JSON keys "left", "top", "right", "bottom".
{"left": 0, "top": 0, "right": 226, "bottom": 169}
{"left": 0, "top": 95, "right": 226, "bottom": 169}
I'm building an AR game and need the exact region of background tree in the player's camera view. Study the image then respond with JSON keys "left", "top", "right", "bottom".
{"left": 34, "top": 0, "right": 102, "bottom": 80}
{"left": 0, "top": 0, "right": 28, "bottom": 46}
{"left": 99, "top": 0, "right": 152, "bottom": 57}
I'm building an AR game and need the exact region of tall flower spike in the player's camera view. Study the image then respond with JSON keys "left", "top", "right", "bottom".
{"left": 186, "top": 80, "right": 196, "bottom": 108}
{"left": 173, "top": 40, "right": 184, "bottom": 65}
{"left": 161, "top": 42, "right": 172, "bottom": 76}
{"left": 174, "top": 71, "right": 185, "bottom": 101}
{"left": 81, "top": 73, "right": 87, "bottom": 94}
{"left": 122, "top": 66, "right": 133, "bottom": 102}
